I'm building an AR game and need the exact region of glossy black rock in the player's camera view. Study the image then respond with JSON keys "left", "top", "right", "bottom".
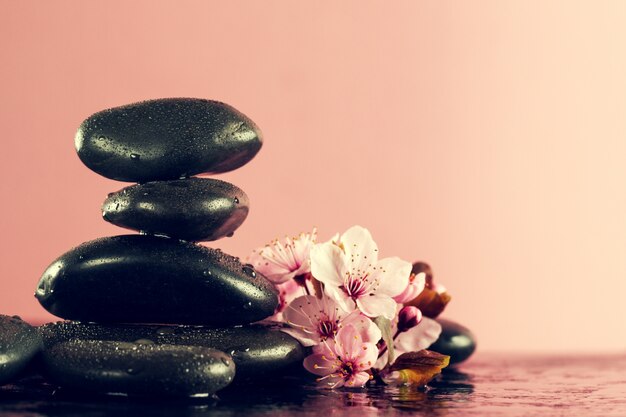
{"left": 35, "top": 235, "right": 278, "bottom": 325}
{"left": 429, "top": 319, "right": 476, "bottom": 365}
{"left": 39, "top": 322, "right": 305, "bottom": 378}
{"left": 75, "top": 98, "right": 263, "bottom": 182}
{"left": 0, "top": 315, "right": 42, "bottom": 385}
{"left": 42, "top": 340, "right": 234, "bottom": 397}
{"left": 102, "top": 178, "right": 249, "bottom": 242}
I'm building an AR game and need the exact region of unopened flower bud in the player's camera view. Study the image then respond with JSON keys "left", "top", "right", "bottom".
{"left": 397, "top": 306, "right": 422, "bottom": 333}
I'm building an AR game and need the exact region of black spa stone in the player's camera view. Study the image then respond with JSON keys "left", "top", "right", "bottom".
{"left": 39, "top": 322, "right": 306, "bottom": 378}
{"left": 428, "top": 318, "right": 476, "bottom": 365}
{"left": 75, "top": 98, "right": 263, "bottom": 182}
{"left": 41, "top": 340, "right": 234, "bottom": 397}
{"left": 35, "top": 235, "right": 278, "bottom": 326}
{"left": 0, "top": 315, "right": 42, "bottom": 385}
{"left": 102, "top": 178, "right": 249, "bottom": 242}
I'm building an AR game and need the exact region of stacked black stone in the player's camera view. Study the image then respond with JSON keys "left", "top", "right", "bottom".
{"left": 30, "top": 99, "right": 304, "bottom": 397}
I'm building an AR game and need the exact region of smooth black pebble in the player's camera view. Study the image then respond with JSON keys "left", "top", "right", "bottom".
{"left": 75, "top": 98, "right": 263, "bottom": 182}
{"left": 429, "top": 318, "right": 476, "bottom": 365}
{"left": 35, "top": 235, "right": 278, "bottom": 326}
{"left": 102, "top": 178, "right": 249, "bottom": 242}
{"left": 40, "top": 322, "right": 306, "bottom": 379}
{"left": 0, "top": 315, "right": 42, "bottom": 385}
{"left": 41, "top": 340, "right": 234, "bottom": 397}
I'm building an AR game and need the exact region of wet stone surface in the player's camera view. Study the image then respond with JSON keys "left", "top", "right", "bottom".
{"left": 39, "top": 322, "right": 306, "bottom": 378}
{"left": 102, "top": 178, "right": 249, "bottom": 242}
{"left": 75, "top": 98, "right": 263, "bottom": 182}
{"left": 0, "top": 316, "right": 42, "bottom": 385}
{"left": 1, "top": 354, "right": 625, "bottom": 416}
{"left": 35, "top": 235, "right": 278, "bottom": 325}
{"left": 41, "top": 340, "right": 234, "bottom": 397}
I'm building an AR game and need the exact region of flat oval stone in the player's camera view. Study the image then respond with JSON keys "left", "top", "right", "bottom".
{"left": 0, "top": 315, "right": 42, "bottom": 385}
{"left": 35, "top": 235, "right": 278, "bottom": 325}
{"left": 75, "top": 98, "right": 263, "bottom": 182}
{"left": 42, "top": 340, "right": 234, "bottom": 397}
{"left": 39, "top": 322, "right": 305, "bottom": 379}
{"left": 428, "top": 319, "right": 476, "bottom": 365}
{"left": 102, "top": 178, "right": 249, "bottom": 241}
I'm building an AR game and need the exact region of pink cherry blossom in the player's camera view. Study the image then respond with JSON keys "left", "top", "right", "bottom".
{"left": 393, "top": 271, "right": 426, "bottom": 304}
{"left": 310, "top": 226, "right": 411, "bottom": 320}
{"left": 282, "top": 295, "right": 381, "bottom": 347}
{"left": 397, "top": 306, "right": 423, "bottom": 333}
{"left": 266, "top": 279, "right": 305, "bottom": 321}
{"left": 375, "top": 317, "right": 442, "bottom": 369}
{"left": 303, "top": 324, "right": 378, "bottom": 388}
{"left": 248, "top": 229, "right": 317, "bottom": 284}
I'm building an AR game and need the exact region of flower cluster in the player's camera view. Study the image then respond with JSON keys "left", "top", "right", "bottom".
{"left": 248, "top": 225, "right": 451, "bottom": 389}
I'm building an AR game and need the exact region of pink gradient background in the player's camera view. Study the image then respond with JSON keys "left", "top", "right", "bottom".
{"left": 1, "top": 1, "right": 625, "bottom": 352}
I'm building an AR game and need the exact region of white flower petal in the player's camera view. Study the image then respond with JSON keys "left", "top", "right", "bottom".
{"left": 340, "top": 226, "right": 379, "bottom": 274}
{"left": 356, "top": 294, "right": 398, "bottom": 320}
{"left": 370, "top": 257, "right": 412, "bottom": 297}
{"left": 310, "top": 242, "right": 345, "bottom": 287}
{"left": 396, "top": 317, "right": 442, "bottom": 353}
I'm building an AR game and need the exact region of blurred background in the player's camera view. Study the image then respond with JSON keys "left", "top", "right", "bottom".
{"left": 1, "top": 1, "right": 624, "bottom": 353}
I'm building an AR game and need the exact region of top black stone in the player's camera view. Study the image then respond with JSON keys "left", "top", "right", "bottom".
{"left": 75, "top": 98, "right": 263, "bottom": 182}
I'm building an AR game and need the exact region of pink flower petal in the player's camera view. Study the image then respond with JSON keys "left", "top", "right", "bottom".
{"left": 303, "top": 349, "right": 339, "bottom": 376}
{"left": 356, "top": 294, "right": 398, "bottom": 320}
{"left": 340, "top": 226, "right": 379, "bottom": 274}
{"left": 334, "top": 324, "right": 361, "bottom": 359}
{"left": 311, "top": 242, "right": 345, "bottom": 287}
{"left": 341, "top": 312, "right": 382, "bottom": 344}
{"left": 395, "top": 317, "right": 442, "bottom": 353}
{"left": 280, "top": 327, "right": 318, "bottom": 347}
{"left": 317, "top": 375, "right": 345, "bottom": 389}
{"left": 393, "top": 271, "right": 426, "bottom": 304}
{"left": 345, "top": 372, "right": 371, "bottom": 388}
{"left": 369, "top": 256, "right": 412, "bottom": 297}
{"left": 354, "top": 341, "right": 379, "bottom": 368}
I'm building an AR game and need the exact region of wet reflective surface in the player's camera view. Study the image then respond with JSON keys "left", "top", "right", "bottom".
{"left": 1, "top": 353, "right": 625, "bottom": 416}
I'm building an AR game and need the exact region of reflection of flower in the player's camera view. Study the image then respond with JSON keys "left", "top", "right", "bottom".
{"left": 311, "top": 226, "right": 411, "bottom": 320}
{"left": 248, "top": 229, "right": 317, "bottom": 284}
{"left": 393, "top": 272, "right": 426, "bottom": 304}
{"left": 282, "top": 295, "right": 381, "bottom": 347}
{"left": 303, "top": 324, "right": 378, "bottom": 388}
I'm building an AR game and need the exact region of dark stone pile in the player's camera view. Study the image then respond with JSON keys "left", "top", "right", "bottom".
{"left": 4, "top": 99, "right": 304, "bottom": 397}
{"left": 0, "top": 99, "right": 474, "bottom": 396}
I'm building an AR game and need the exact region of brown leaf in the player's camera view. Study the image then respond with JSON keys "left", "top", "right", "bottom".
{"left": 389, "top": 350, "right": 450, "bottom": 386}
{"left": 406, "top": 288, "right": 451, "bottom": 318}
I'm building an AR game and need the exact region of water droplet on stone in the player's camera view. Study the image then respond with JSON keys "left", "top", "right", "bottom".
{"left": 221, "top": 358, "right": 230, "bottom": 366}
{"left": 234, "top": 197, "right": 240, "bottom": 204}
{"left": 242, "top": 264, "right": 256, "bottom": 278}
{"left": 130, "top": 153, "right": 140, "bottom": 160}
{"left": 203, "top": 270, "right": 212, "bottom": 277}
{"left": 115, "top": 342, "right": 136, "bottom": 351}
